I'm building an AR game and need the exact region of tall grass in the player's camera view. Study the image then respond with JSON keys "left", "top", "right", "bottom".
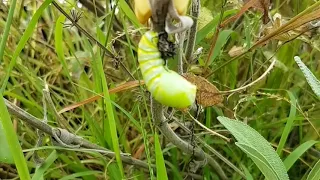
{"left": 0, "top": 0, "right": 319, "bottom": 179}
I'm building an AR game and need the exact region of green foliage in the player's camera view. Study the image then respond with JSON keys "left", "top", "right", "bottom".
{"left": 207, "top": 29, "right": 236, "bottom": 65}
{"left": 196, "top": 9, "right": 237, "bottom": 44}
{"left": 154, "top": 132, "right": 168, "bottom": 180}
{"left": 0, "top": 122, "right": 13, "bottom": 164}
{"left": 0, "top": 96, "right": 30, "bottom": 180}
{"left": 294, "top": 56, "right": 320, "bottom": 98}
{"left": 0, "top": 0, "right": 319, "bottom": 179}
{"left": 217, "top": 116, "right": 289, "bottom": 180}
{"left": 32, "top": 150, "right": 58, "bottom": 180}
{"left": 0, "top": 0, "right": 53, "bottom": 92}
{"left": 307, "top": 159, "right": 320, "bottom": 180}
{"left": 283, "top": 140, "right": 319, "bottom": 171}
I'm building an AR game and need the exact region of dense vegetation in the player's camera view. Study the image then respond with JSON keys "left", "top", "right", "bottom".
{"left": 0, "top": 0, "right": 319, "bottom": 179}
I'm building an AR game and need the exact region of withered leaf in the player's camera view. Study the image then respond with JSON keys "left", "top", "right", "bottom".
{"left": 183, "top": 73, "right": 223, "bottom": 107}
{"left": 244, "top": 0, "right": 270, "bottom": 24}
{"left": 221, "top": 0, "right": 270, "bottom": 27}
{"left": 228, "top": 46, "right": 245, "bottom": 57}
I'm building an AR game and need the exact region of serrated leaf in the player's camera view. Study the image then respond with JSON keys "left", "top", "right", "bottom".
{"left": 217, "top": 116, "right": 289, "bottom": 180}
{"left": 236, "top": 143, "right": 278, "bottom": 180}
{"left": 294, "top": 56, "right": 320, "bottom": 98}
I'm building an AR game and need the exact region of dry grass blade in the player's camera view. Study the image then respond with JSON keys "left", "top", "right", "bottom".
{"left": 58, "top": 80, "right": 144, "bottom": 114}
{"left": 221, "top": 0, "right": 270, "bottom": 27}
{"left": 250, "top": 6, "right": 320, "bottom": 49}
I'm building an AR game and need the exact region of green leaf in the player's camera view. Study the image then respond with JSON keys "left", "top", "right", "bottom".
{"left": 236, "top": 143, "right": 278, "bottom": 180}
{"left": 0, "top": 122, "right": 13, "bottom": 164}
{"left": 32, "top": 150, "right": 59, "bottom": 180}
{"left": 0, "top": 96, "right": 30, "bottom": 180}
{"left": 276, "top": 91, "right": 297, "bottom": 156}
{"left": 217, "top": 116, "right": 289, "bottom": 180}
{"left": 154, "top": 132, "right": 168, "bottom": 180}
{"left": 0, "top": 0, "right": 53, "bottom": 92}
{"left": 196, "top": 9, "right": 237, "bottom": 44}
{"left": 307, "top": 159, "right": 320, "bottom": 180}
{"left": 118, "top": 0, "right": 141, "bottom": 28}
{"left": 58, "top": 171, "right": 101, "bottom": 180}
{"left": 207, "top": 30, "right": 235, "bottom": 65}
{"left": 294, "top": 56, "right": 320, "bottom": 98}
{"left": 283, "top": 140, "right": 319, "bottom": 171}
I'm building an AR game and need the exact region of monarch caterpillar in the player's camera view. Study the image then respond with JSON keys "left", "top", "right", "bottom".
{"left": 138, "top": 31, "right": 196, "bottom": 108}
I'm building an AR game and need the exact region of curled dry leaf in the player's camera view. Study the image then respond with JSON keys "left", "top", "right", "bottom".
{"left": 228, "top": 46, "right": 245, "bottom": 57}
{"left": 183, "top": 73, "right": 223, "bottom": 107}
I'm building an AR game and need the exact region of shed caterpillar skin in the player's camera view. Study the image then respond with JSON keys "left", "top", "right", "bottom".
{"left": 138, "top": 31, "right": 196, "bottom": 108}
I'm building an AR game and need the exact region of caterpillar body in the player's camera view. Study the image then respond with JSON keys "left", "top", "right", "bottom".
{"left": 138, "top": 31, "right": 196, "bottom": 108}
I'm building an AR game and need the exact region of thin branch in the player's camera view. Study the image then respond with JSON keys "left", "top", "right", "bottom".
{"left": 4, "top": 98, "right": 149, "bottom": 169}
{"left": 177, "top": 32, "right": 186, "bottom": 74}
{"left": 5, "top": 97, "right": 204, "bottom": 179}
{"left": 185, "top": 0, "right": 200, "bottom": 63}
{"left": 219, "top": 59, "right": 276, "bottom": 94}
{"left": 187, "top": 112, "right": 231, "bottom": 142}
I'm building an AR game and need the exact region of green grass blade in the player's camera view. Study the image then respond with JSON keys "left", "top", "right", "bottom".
{"left": 0, "top": 0, "right": 53, "bottom": 92}
{"left": 307, "top": 159, "right": 320, "bottom": 180}
{"left": 276, "top": 91, "right": 297, "bottom": 156}
{"left": 0, "top": 96, "right": 30, "bottom": 180}
{"left": 0, "top": 119, "right": 13, "bottom": 164}
{"left": 154, "top": 132, "right": 168, "bottom": 180}
{"left": 118, "top": 0, "right": 141, "bottom": 28}
{"left": 55, "top": 15, "right": 74, "bottom": 82}
{"left": 32, "top": 150, "right": 59, "bottom": 180}
{"left": 207, "top": 30, "right": 235, "bottom": 66}
{"left": 294, "top": 56, "right": 320, "bottom": 98}
{"left": 283, "top": 140, "right": 319, "bottom": 171}
{"left": 58, "top": 171, "right": 101, "bottom": 180}
{"left": 96, "top": 48, "right": 124, "bottom": 178}
{"left": 0, "top": 0, "right": 17, "bottom": 63}
{"left": 196, "top": 9, "right": 237, "bottom": 44}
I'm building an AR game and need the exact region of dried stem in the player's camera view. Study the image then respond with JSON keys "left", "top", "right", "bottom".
{"left": 177, "top": 32, "right": 186, "bottom": 74}
{"left": 5, "top": 98, "right": 149, "bottom": 169}
{"left": 185, "top": 0, "right": 200, "bottom": 63}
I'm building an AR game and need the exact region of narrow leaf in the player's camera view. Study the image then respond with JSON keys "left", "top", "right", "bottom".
{"left": 154, "top": 132, "right": 168, "bottom": 180}
{"left": 0, "top": 0, "right": 53, "bottom": 92}
{"left": 32, "top": 150, "right": 59, "bottom": 180}
{"left": 284, "top": 140, "right": 319, "bottom": 171}
{"left": 0, "top": 122, "right": 13, "bottom": 163}
{"left": 307, "top": 159, "right": 320, "bottom": 180}
{"left": 294, "top": 56, "right": 320, "bottom": 98}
